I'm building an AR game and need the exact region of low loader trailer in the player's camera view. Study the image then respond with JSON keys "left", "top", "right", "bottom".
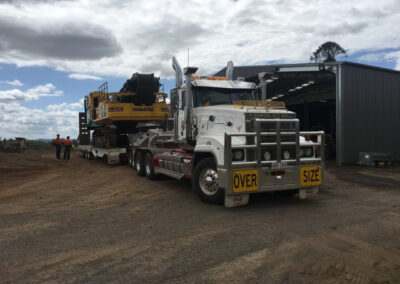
{"left": 79, "top": 145, "right": 127, "bottom": 164}
{"left": 127, "top": 57, "right": 325, "bottom": 207}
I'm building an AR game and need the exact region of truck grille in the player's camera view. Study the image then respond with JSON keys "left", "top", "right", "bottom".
{"left": 244, "top": 115, "right": 299, "bottom": 164}
{"left": 226, "top": 117, "right": 325, "bottom": 169}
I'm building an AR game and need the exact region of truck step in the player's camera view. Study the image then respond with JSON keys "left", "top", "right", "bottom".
{"left": 155, "top": 167, "right": 185, "bottom": 180}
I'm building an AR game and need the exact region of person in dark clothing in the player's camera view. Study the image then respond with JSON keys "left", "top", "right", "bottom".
{"left": 63, "top": 136, "right": 72, "bottom": 160}
{"left": 54, "top": 134, "right": 62, "bottom": 159}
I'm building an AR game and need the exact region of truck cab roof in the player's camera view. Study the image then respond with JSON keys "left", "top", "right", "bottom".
{"left": 191, "top": 79, "right": 256, "bottom": 89}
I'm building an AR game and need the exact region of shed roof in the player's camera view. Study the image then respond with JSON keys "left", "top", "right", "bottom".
{"left": 214, "top": 61, "right": 400, "bottom": 79}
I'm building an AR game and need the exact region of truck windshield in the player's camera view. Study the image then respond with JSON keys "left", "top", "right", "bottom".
{"left": 194, "top": 87, "right": 254, "bottom": 107}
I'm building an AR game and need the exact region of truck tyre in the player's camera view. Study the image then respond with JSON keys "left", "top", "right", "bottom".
{"left": 192, "top": 157, "right": 224, "bottom": 204}
{"left": 135, "top": 151, "right": 146, "bottom": 176}
{"left": 144, "top": 152, "right": 156, "bottom": 180}
{"left": 128, "top": 151, "right": 134, "bottom": 168}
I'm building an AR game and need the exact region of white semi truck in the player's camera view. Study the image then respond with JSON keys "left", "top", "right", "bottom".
{"left": 128, "top": 57, "right": 325, "bottom": 207}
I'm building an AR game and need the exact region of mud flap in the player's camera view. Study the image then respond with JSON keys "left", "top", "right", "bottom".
{"left": 107, "top": 154, "right": 120, "bottom": 165}
{"left": 299, "top": 187, "right": 319, "bottom": 200}
{"left": 224, "top": 194, "right": 249, "bottom": 208}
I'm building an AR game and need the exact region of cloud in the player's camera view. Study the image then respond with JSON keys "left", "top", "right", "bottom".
{"left": 0, "top": 0, "right": 67, "bottom": 3}
{"left": 0, "top": 83, "right": 63, "bottom": 102}
{"left": 0, "top": 79, "right": 23, "bottom": 86}
{"left": 358, "top": 52, "right": 387, "bottom": 62}
{"left": 383, "top": 51, "right": 400, "bottom": 70}
{"left": 0, "top": 0, "right": 399, "bottom": 78}
{"left": 0, "top": 99, "right": 82, "bottom": 139}
{"left": 68, "top": 73, "right": 103, "bottom": 80}
{"left": 0, "top": 16, "right": 122, "bottom": 61}
{"left": 47, "top": 99, "right": 83, "bottom": 111}
{"left": 357, "top": 50, "right": 400, "bottom": 70}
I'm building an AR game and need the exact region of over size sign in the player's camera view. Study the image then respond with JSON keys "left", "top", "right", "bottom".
{"left": 232, "top": 169, "right": 258, "bottom": 193}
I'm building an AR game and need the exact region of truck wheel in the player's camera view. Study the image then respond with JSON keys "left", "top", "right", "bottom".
{"left": 128, "top": 151, "right": 133, "bottom": 167}
{"left": 192, "top": 157, "right": 224, "bottom": 204}
{"left": 135, "top": 151, "right": 146, "bottom": 176}
{"left": 144, "top": 152, "right": 156, "bottom": 180}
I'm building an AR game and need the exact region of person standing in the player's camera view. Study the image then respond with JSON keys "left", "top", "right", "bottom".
{"left": 63, "top": 136, "right": 72, "bottom": 160}
{"left": 55, "top": 134, "right": 62, "bottom": 159}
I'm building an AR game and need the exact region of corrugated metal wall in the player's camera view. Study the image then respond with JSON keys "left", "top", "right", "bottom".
{"left": 340, "top": 64, "right": 400, "bottom": 163}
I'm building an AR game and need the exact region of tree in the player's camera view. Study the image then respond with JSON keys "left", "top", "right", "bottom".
{"left": 310, "top": 41, "right": 346, "bottom": 62}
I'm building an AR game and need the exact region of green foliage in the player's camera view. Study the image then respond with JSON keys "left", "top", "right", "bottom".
{"left": 310, "top": 41, "right": 346, "bottom": 62}
{"left": 25, "top": 140, "right": 52, "bottom": 151}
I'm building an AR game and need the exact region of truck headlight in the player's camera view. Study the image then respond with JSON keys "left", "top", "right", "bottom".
{"left": 232, "top": 150, "right": 244, "bottom": 161}
{"left": 263, "top": 151, "right": 271, "bottom": 161}
{"left": 283, "top": 150, "right": 290, "bottom": 160}
{"left": 300, "top": 147, "right": 313, "bottom": 157}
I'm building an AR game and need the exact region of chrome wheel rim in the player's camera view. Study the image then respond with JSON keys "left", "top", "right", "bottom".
{"left": 145, "top": 162, "right": 151, "bottom": 175}
{"left": 199, "top": 168, "right": 219, "bottom": 195}
{"left": 136, "top": 160, "right": 141, "bottom": 172}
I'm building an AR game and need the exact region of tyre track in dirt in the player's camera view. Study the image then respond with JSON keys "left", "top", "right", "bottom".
{"left": 0, "top": 152, "right": 400, "bottom": 283}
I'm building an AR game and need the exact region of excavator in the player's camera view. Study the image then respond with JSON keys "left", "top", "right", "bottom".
{"left": 79, "top": 73, "right": 169, "bottom": 163}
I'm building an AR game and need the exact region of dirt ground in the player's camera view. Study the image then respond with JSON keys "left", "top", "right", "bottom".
{"left": 0, "top": 150, "right": 399, "bottom": 284}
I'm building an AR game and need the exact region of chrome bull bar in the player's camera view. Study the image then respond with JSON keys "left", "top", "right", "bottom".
{"left": 224, "top": 118, "right": 325, "bottom": 170}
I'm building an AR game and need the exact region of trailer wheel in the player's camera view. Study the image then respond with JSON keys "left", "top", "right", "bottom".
{"left": 192, "top": 157, "right": 224, "bottom": 204}
{"left": 135, "top": 151, "right": 146, "bottom": 176}
{"left": 144, "top": 152, "right": 156, "bottom": 180}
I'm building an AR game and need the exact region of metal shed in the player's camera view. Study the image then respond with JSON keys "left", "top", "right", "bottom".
{"left": 215, "top": 62, "right": 400, "bottom": 165}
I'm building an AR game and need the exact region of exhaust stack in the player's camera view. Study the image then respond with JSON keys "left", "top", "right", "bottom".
{"left": 258, "top": 72, "right": 268, "bottom": 101}
{"left": 226, "top": 61, "right": 234, "bottom": 80}
{"left": 183, "top": 66, "right": 198, "bottom": 144}
{"left": 172, "top": 56, "right": 182, "bottom": 88}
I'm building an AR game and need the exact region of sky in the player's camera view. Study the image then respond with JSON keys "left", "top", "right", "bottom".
{"left": 0, "top": 0, "right": 399, "bottom": 139}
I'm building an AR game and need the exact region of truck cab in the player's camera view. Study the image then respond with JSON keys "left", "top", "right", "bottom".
{"left": 132, "top": 57, "right": 325, "bottom": 207}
